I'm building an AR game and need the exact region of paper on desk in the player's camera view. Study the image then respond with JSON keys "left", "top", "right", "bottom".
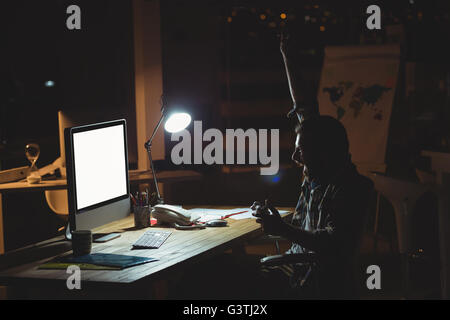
{"left": 196, "top": 214, "right": 224, "bottom": 223}
{"left": 188, "top": 208, "right": 251, "bottom": 221}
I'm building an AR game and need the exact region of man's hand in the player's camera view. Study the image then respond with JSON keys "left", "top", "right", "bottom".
{"left": 251, "top": 200, "right": 287, "bottom": 236}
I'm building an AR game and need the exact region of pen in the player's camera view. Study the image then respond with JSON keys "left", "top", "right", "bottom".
{"left": 130, "top": 193, "right": 137, "bottom": 206}
{"left": 221, "top": 210, "right": 248, "bottom": 219}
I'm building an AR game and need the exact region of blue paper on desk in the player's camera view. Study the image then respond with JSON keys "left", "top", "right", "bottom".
{"left": 61, "top": 253, "right": 158, "bottom": 269}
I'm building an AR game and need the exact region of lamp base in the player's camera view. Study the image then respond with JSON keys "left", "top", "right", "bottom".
{"left": 150, "top": 192, "right": 164, "bottom": 206}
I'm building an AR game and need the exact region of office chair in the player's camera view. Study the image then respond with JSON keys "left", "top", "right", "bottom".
{"left": 371, "top": 173, "right": 431, "bottom": 298}
{"left": 415, "top": 168, "right": 436, "bottom": 185}
{"left": 260, "top": 230, "right": 370, "bottom": 298}
{"left": 45, "top": 190, "right": 69, "bottom": 216}
{"left": 37, "top": 158, "right": 69, "bottom": 217}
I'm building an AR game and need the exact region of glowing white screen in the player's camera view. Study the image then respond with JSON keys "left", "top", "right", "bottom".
{"left": 72, "top": 124, "right": 127, "bottom": 210}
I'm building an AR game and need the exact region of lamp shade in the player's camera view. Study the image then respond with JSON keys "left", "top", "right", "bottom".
{"left": 164, "top": 112, "right": 191, "bottom": 133}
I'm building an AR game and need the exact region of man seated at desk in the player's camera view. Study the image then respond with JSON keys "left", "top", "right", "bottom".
{"left": 252, "top": 115, "right": 374, "bottom": 299}
{"left": 171, "top": 115, "right": 373, "bottom": 299}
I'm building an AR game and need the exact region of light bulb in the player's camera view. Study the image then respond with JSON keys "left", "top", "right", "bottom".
{"left": 164, "top": 112, "right": 191, "bottom": 133}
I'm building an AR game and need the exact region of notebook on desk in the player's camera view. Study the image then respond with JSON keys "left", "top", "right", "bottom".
{"left": 38, "top": 262, "right": 121, "bottom": 270}
{"left": 55, "top": 253, "right": 158, "bottom": 269}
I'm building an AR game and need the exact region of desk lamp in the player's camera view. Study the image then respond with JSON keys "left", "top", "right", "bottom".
{"left": 144, "top": 99, "right": 191, "bottom": 205}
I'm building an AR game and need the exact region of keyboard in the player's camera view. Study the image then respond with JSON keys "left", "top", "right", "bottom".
{"left": 132, "top": 230, "right": 172, "bottom": 249}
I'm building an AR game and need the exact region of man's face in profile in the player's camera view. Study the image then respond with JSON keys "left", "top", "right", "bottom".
{"left": 291, "top": 132, "right": 320, "bottom": 180}
{"left": 292, "top": 133, "right": 309, "bottom": 178}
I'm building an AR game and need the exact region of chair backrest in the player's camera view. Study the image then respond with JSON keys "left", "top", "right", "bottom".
{"left": 45, "top": 190, "right": 69, "bottom": 216}
{"left": 415, "top": 168, "right": 436, "bottom": 185}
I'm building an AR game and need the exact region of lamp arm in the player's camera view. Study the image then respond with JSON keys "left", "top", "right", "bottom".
{"left": 144, "top": 110, "right": 165, "bottom": 149}
{"left": 146, "top": 144, "right": 163, "bottom": 204}
{"left": 144, "top": 110, "right": 166, "bottom": 204}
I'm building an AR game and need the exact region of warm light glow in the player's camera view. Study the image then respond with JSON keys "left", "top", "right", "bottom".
{"left": 227, "top": 16, "right": 232, "bottom": 23}
{"left": 280, "top": 13, "right": 287, "bottom": 19}
{"left": 320, "top": 25, "right": 325, "bottom": 32}
{"left": 164, "top": 112, "right": 191, "bottom": 133}
{"left": 260, "top": 14, "right": 267, "bottom": 20}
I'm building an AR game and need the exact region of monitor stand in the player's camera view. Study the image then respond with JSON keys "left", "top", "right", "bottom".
{"left": 93, "top": 233, "right": 121, "bottom": 243}
{"left": 64, "top": 222, "right": 121, "bottom": 243}
{"left": 65, "top": 222, "right": 72, "bottom": 240}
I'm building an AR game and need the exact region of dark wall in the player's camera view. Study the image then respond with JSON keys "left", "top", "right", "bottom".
{"left": 2, "top": 0, "right": 449, "bottom": 251}
{"left": 1, "top": 0, "right": 136, "bottom": 250}
{"left": 1, "top": 0, "right": 136, "bottom": 169}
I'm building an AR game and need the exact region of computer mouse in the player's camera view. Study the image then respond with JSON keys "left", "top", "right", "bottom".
{"left": 205, "top": 219, "right": 228, "bottom": 227}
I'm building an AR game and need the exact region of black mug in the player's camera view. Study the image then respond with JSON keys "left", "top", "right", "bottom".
{"left": 72, "top": 230, "right": 92, "bottom": 256}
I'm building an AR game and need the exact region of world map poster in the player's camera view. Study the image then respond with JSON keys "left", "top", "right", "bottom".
{"left": 318, "top": 45, "right": 400, "bottom": 169}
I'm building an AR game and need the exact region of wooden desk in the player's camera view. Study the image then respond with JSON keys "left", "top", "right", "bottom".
{"left": 0, "top": 170, "right": 202, "bottom": 254}
{"left": 0, "top": 206, "right": 293, "bottom": 299}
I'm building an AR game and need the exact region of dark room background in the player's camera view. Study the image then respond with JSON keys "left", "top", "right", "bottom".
{"left": 1, "top": 0, "right": 449, "bottom": 256}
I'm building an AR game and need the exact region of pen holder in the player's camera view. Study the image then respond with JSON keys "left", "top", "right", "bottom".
{"left": 133, "top": 205, "right": 152, "bottom": 228}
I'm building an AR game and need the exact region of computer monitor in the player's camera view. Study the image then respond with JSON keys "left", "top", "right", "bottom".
{"left": 65, "top": 119, "right": 131, "bottom": 232}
